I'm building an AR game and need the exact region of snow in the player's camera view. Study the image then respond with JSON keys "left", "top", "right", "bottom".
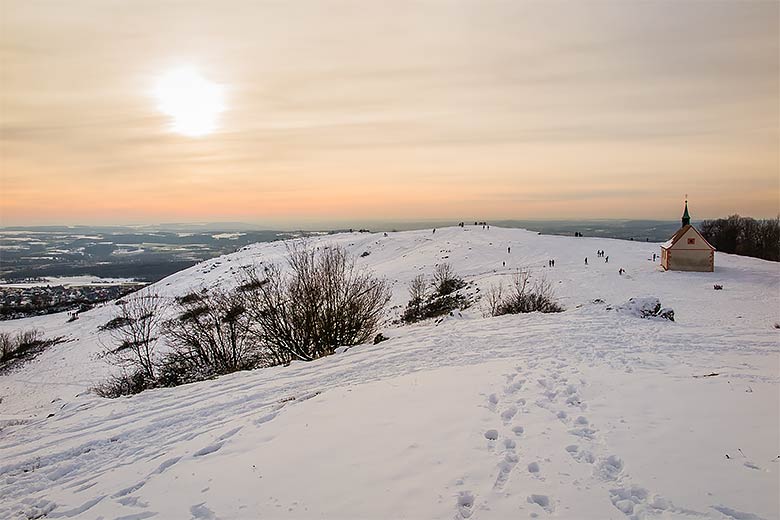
{"left": 0, "top": 226, "right": 778, "bottom": 519}
{"left": 211, "top": 233, "right": 245, "bottom": 240}
{"left": 0, "top": 276, "right": 141, "bottom": 288}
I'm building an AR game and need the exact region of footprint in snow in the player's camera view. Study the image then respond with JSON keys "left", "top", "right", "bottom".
{"left": 190, "top": 502, "right": 218, "bottom": 519}
{"left": 493, "top": 452, "right": 519, "bottom": 490}
{"left": 455, "top": 491, "right": 475, "bottom": 519}
{"left": 527, "top": 494, "right": 554, "bottom": 514}
{"left": 254, "top": 411, "right": 278, "bottom": 426}
{"left": 506, "top": 380, "right": 525, "bottom": 393}
{"left": 568, "top": 426, "right": 597, "bottom": 440}
{"left": 609, "top": 486, "right": 677, "bottom": 518}
{"left": 566, "top": 445, "right": 596, "bottom": 464}
{"left": 484, "top": 429, "right": 499, "bottom": 441}
{"left": 152, "top": 456, "right": 182, "bottom": 475}
{"left": 500, "top": 406, "right": 518, "bottom": 423}
{"left": 193, "top": 442, "right": 224, "bottom": 457}
{"left": 597, "top": 455, "right": 624, "bottom": 481}
{"left": 217, "top": 426, "right": 242, "bottom": 441}
{"left": 711, "top": 505, "right": 766, "bottom": 520}
{"left": 113, "top": 481, "right": 146, "bottom": 498}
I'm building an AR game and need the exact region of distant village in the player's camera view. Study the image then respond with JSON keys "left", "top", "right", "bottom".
{"left": 0, "top": 283, "right": 145, "bottom": 320}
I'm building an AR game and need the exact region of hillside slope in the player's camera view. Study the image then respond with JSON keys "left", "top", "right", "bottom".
{"left": 1, "top": 226, "right": 778, "bottom": 519}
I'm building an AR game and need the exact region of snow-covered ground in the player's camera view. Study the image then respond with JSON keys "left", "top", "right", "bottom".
{"left": 0, "top": 226, "right": 778, "bottom": 519}
{"left": 0, "top": 276, "right": 143, "bottom": 288}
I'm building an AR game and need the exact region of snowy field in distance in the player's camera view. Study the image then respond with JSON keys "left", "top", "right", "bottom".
{"left": 0, "top": 276, "right": 143, "bottom": 288}
{"left": 0, "top": 226, "right": 778, "bottom": 519}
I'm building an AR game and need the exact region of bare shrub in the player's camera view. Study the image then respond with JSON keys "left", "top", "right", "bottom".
{"left": 482, "top": 282, "right": 505, "bottom": 317}
{"left": 403, "top": 265, "right": 470, "bottom": 323}
{"left": 98, "top": 316, "right": 133, "bottom": 332}
{"left": 491, "top": 272, "right": 563, "bottom": 316}
{"left": 0, "top": 329, "right": 63, "bottom": 373}
{"left": 93, "top": 369, "right": 151, "bottom": 398}
{"left": 241, "top": 244, "right": 391, "bottom": 363}
{"left": 175, "top": 291, "right": 203, "bottom": 305}
{"left": 16, "top": 329, "right": 43, "bottom": 348}
{"left": 433, "top": 263, "right": 466, "bottom": 296}
{"left": 161, "top": 288, "right": 262, "bottom": 383}
{"left": 104, "top": 293, "right": 165, "bottom": 380}
{"left": 405, "top": 274, "right": 428, "bottom": 319}
{"left": 0, "top": 332, "right": 13, "bottom": 361}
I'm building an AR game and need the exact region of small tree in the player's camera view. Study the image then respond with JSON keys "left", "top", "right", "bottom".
{"left": 490, "top": 271, "right": 563, "bottom": 316}
{"left": 0, "top": 332, "right": 14, "bottom": 362}
{"left": 433, "top": 263, "right": 465, "bottom": 296}
{"left": 105, "top": 293, "right": 165, "bottom": 381}
{"left": 162, "top": 287, "right": 261, "bottom": 382}
{"left": 241, "top": 244, "right": 391, "bottom": 363}
{"left": 482, "top": 282, "right": 505, "bottom": 318}
{"left": 407, "top": 274, "right": 427, "bottom": 314}
{"left": 1, "top": 329, "right": 62, "bottom": 373}
{"left": 403, "top": 265, "right": 470, "bottom": 323}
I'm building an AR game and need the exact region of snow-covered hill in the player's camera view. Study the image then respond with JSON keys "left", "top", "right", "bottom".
{"left": 1, "top": 226, "right": 778, "bottom": 519}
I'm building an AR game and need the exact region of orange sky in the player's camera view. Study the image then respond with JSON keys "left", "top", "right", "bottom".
{"left": 1, "top": 0, "right": 778, "bottom": 226}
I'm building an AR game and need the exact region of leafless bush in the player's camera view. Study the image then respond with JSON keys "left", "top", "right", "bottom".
{"left": 98, "top": 316, "right": 133, "bottom": 332}
{"left": 16, "top": 329, "right": 43, "bottom": 347}
{"left": 104, "top": 293, "right": 165, "bottom": 381}
{"left": 403, "top": 265, "right": 470, "bottom": 323}
{"left": 433, "top": 263, "right": 466, "bottom": 296}
{"left": 0, "top": 328, "right": 63, "bottom": 372}
{"left": 490, "top": 272, "right": 563, "bottom": 316}
{"left": 240, "top": 244, "right": 391, "bottom": 363}
{"left": 0, "top": 332, "right": 13, "bottom": 360}
{"left": 93, "top": 369, "right": 151, "bottom": 398}
{"left": 162, "top": 287, "right": 263, "bottom": 382}
{"left": 482, "top": 282, "right": 505, "bottom": 317}
{"left": 406, "top": 274, "right": 428, "bottom": 316}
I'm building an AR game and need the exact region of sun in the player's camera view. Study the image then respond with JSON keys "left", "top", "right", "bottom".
{"left": 153, "top": 67, "right": 225, "bottom": 137}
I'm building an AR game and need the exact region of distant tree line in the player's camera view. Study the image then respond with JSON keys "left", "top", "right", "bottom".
{"left": 700, "top": 215, "right": 780, "bottom": 262}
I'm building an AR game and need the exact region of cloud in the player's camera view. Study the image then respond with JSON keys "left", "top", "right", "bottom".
{"left": 1, "top": 0, "right": 777, "bottom": 224}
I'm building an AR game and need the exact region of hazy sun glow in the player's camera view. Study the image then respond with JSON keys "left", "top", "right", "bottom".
{"left": 153, "top": 67, "right": 225, "bottom": 137}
